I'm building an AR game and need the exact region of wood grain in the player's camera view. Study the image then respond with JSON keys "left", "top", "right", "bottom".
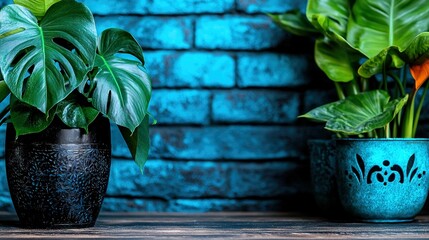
{"left": 1, "top": 212, "right": 429, "bottom": 239}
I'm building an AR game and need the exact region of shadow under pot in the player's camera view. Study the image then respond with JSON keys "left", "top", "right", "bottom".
{"left": 335, "top": 138, "right": 429, "bottom": 223}
{"left": 5, "top": 116, "right": 111, "bottom": 229}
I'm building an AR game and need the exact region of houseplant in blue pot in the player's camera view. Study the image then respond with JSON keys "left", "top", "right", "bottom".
{"left": 0, "top": 0, "right": 152, "bottom": 228}
{"left": 271, "top": 0, "right": 429, "bottom": 222}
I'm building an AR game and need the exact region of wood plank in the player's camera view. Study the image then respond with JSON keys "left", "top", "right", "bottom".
{"left": 0, "top": 212, "right": 429, "bottom": 239}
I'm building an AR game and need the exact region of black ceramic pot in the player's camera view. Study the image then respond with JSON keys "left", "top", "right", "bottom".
{"left": 5, "top": 116, "right": 111, "bottom": 228}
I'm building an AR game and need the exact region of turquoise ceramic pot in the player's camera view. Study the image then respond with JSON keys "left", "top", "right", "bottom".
{"left": 308, "top": 139, "right": 343, "bottom": 217}
{"left": 336, "top": 139, "right": 429, "bottom": 223}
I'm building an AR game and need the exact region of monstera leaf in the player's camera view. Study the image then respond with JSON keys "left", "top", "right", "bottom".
{"left": 56, "top": 92, "right": 99, "bottom": 132}
{"left": 0, "top": 0, "right": 97, "bottom": 113}
{"left": 9, "top": 96, "right": 56, "bottom": 136}
{"left": 89, "top": 28, "right": 151, "bottom": 132}
{"left": 325, "top": 90, "right": 408, "bottom": 135}
{"left": 119, "top": 115, "right": 150, "bottom": 172}
{"left": 87, "top": 28, "right": 152, "bottom": 171}
{"left": 347, "top": 0, "right": 429, "bottom": 58}
{"left": 268, "top": 10, "right": 320, "bottom": 37}
{"left": 14, "top": 0, "right": 60, "bottom": 18}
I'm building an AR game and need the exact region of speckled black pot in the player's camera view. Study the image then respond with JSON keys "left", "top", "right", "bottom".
{"left": 5, "top": 116, "right": 111, "bottom": 229}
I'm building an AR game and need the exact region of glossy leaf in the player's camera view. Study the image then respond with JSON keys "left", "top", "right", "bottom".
{"left": 347, "top": 0, "right": 429, "bottom": 58}
{"left": 14, "top": 0, "right": 60, "bottom": 18}
{"left": 306, "top": 0, "right": 351, "bottom": 37}
{"left": 89, "top": 28, "right": 151, "bottom": 132}
{"left": 119, "top": 115, "right": 150, "bottom": 172}
{"left": 56, "top": 92, "right": 99, "bottom": 131}
{"left": 268, "top": 10, "right": 320, "bottom": 37}
{"left": 358, "top": 47, "right": 403, "bottom": 78}
{"left": 359, "top": 33, "right": 429, "bottom": 78}
{"left": 315, "top": 39, "right": 358, "bottom": 82}
{"left": 0, "top": 1, "right": 97, "bottom": 113}
{"left": 9, "top": 96, "right": 56, "bottom": 136}
{"left": 299, "top": 100, "right": 343, "bottom": 122}
{"left": 325, "top": 90, "right": 408, "bottom": 135}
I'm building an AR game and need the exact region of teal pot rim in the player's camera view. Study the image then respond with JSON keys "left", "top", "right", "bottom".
{"left": 335, "top": 138, "right": 429, "bottom": 142}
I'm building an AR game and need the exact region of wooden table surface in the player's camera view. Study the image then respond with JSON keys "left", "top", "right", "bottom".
{"left": 1, "top": 211, "right": 429, "bottom": 239}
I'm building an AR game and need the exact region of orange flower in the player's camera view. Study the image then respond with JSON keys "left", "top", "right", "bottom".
{"left": 410, "top": 58, "right": 429, "bottom": 91}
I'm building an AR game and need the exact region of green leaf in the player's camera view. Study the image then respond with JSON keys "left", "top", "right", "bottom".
{"left": 89, "top": 28, "right": 151, "bottom": 132}
{"left": 0, "top": 81, "right": 10, "bottom": 105}
{"left": 118, "top": 115, "right": 150, "bottom": 172}
{"left": 306, "top": 0, "right": 351, "bottom": 38}
{"left": 14, "top": 0, "right": 60, "bottom": 18}
{"left": 9, "top": 95, "right": 56, "bottom": 136}
{"left": 402, "top": 32, "right": 429, "bottom": 64}
{"left": 315, "top": 39, "right": 360, "bottom": 82}
{"left": 268, "top": 10, "right": 320, "bottom": 37}
{"left": 56, "top": 92, "right": 99, "bottom": 131}
{"left": 325, "top": 90, "right": 408, "bottom": 135}
{"left": 358, "top": 47, "right": 404, "bottom": 78}
{"left": 0, "top": 0, "right": 97, "bottom": 113}
{"left": 299, "top": 100, "right": 343, "bottom": 122}
{"left": 347, "top": 0, "right": 429, "bottom": 58}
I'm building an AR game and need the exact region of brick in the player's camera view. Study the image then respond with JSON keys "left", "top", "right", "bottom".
{"left": 229, "top": 161, "right": 310, "bottom": 198}
{"left": 0, "top": 192, "right": 13, "bottom": 212}
{"left": 142, "top": 126, "right": 327, "bottom": 160}
{"left": 80, "top": 0, "right": 148, "bottom": 15}
{"left": 238, "top": 53, "right": 311, "bottom": 87}
{"left": 106, "top": 159, "right": 229, "bottom": 198}
{"left": 95, "top": 16, "right": 193, "bottom": 49}
{"left": 81, "top": 0, "right": 235, "bottom": 15}
{"left": 212, "top": 90, "right": 299, "bottom": 123}
{"left": 102, "top": 198, "right": 168, "bottom": 212}
{"left": 303, "top": 89, "right": 337, "bottom": 114}
{"left": 106, "top": 159, "right": 305, "bottom": 198}
{"left": 195, "top": 15, "right": 287, "bottom": 50}
{"left": 237, "top": 0, "right": 306, "bottom": 14}
{"left": 145, "top": 51, "right": 235, "bottom": 88}
{"left": 0, "top": 161, "right": 8, "bottom": 193}
{"left": 149, "top": 90, "right": 211, "bottom": 125}
{"left": 101, "top": 198, "right": 312, "bottom": 212}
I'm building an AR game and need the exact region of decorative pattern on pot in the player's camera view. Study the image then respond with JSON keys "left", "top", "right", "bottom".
{"left": 336, "top": 139, "right": 429, "bottom": 223}
{"left": 345, "top": 154, "right": 427, "bottom": 186}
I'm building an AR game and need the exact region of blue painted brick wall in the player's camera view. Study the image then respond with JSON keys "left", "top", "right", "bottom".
{"left": 0, "top": 0, "right": 334, "bottom": 213}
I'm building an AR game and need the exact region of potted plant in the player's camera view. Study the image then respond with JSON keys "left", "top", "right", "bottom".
{"left": 270, "top": 0, "right": 429, "bottom": 222}
{"left": 0, "top": 0, "right": 152, "bottom": 228}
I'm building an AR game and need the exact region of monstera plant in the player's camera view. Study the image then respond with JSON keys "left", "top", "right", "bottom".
{"left": 0, "top": 0, "right": 152, "bottom": 228}
{"left": 0, "top": 0, "right": 152, "bottom": 168}
{"left": 270, "top": 0, "right": 429, "bottom": 138}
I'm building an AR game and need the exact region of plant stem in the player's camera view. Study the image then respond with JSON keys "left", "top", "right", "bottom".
{"left": 413, "top": 81, "right": 429, "bottom": 136}
{"left": 350, "top": 79, "right": 360, "bottom": 95}
{"left": 361, "top": 77, "right": 369, "bottom": 92}
{"left": 402, "top": 91, "right": 416, "bottom": 138}
{"left": 388, "top": 72, "right": 406, "bottom": 96}
{"left": 334, "top": 82, "right": 345, "bottom": 99}
{"left": 385, "top": 123, "right": 390, "bottom": 138}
